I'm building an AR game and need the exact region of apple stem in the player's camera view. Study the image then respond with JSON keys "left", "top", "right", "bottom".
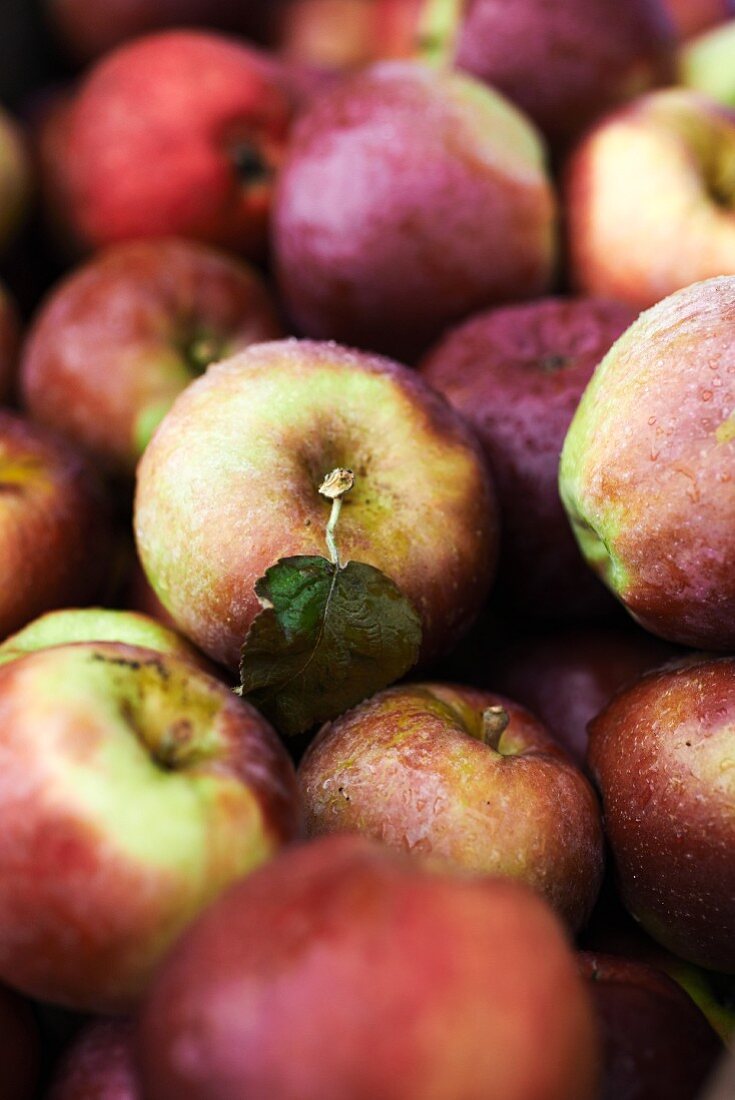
{"left": 417, "top": 0, "right": 465, "bottom": 68}
{"left": 481, "top": 705, "right": 510, "bottom": 750}
{"left": 319, "top": 468, "right": 355, "bottom": 567}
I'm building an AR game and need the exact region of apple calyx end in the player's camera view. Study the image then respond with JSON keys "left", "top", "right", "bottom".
{"left": 481, "top": 705, "right": 510, "bottom": 751}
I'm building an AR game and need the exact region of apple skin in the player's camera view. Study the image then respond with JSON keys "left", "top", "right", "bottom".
{"left": 46, "top": 0, "right": 284, "bottom": 64}
{"left": 136, "top": 834, "right": 599, "bottom": 1100}
{"left": 134, "top": 339, "right": 498, "bottom": 671}
{"left": 0, "top": 283, "right": 20, "bottom": 403}
{"left": 0, "top": 641, "right": 302, "bottom": 1011}
{"left": 276, "top": 0, "right": 423, "bottom": 72}
{"left": 51, "top": 31, "right": 297, "bottom": 260}
{"left": 560, "top": 277, "right": 735, "bottom": 649}
{"left": 667, "top": 0, "right": 734, "bottom": 38}
{"left": 680, "top": 20, "right": 735, "bottom": 107}
{"left": 274, "top": 62, "right": 556, "bottom": 361}
{"left": 0, "top": 411, "right": 113, "bottom": 641}
{"left": 566, "top": 90, "right": 735, "bottom": 310}
{"left": 421, "top": 297, "right": 636, "bottom": 619}
{"left": 0, "top": 106, "right": 31, "bottom": 256}
{"left": 48, "top": 1018, "right": 139, "bottom": 1100}
{"left": 491, "top": 625, "right": 676, "bottom": 766}
{"left": 454, "top": 0, "right": 675, "bottom": 152}
{"left": 588, "top": 655, "right": 735, "bottom": 974}
{"left": 0, "top": 607, "right": 213, "bottom": 673}
{"left": 20, "top": 238, "right": 283, "bottom": 474}
{"left": 298, "top": 682, "right": 604, "bottom": 930}
{"left": 579, "top": 953, "right": 723, "bottom": 1100}
{"left": 0, "top": 985, "right": 39, "bottom": 1100}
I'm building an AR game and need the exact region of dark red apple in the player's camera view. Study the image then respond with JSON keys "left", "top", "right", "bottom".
{"left": 49, "top": 31, "right": 297, "bottom": 260}
{"left": 0, "top": 411, "right": 112, "bottom": 640}
{"left": 589, "top": 655, "right": 735, "bottom": 974}
{"left": 20, "top": 238, "right": 283, "bottom": 473}
{"left": 274, "top": 61, "right": 556, "bottom": 361}
{"left": 0, "top": 283, "right": 20, "bottom": 403}
{"left": 48, "top": 1018, "right": 139, "bottom": 1100}
{"left": 580, "top": 953, "right": 723, "bottom": 1100}
{"left": 0, "top": 985, "right": 39, "bottom": 1100}
{"left": 666, "top": 0, "right": 734, "bottom": 37}
{"left": 137, "top": 834, "right": 600, "bottom": 1100}
{"left": 454, "top": 0, "right": 676, "bottom": 151}
{"left": 421, "top": 297, "right": 636, "bottom": 619}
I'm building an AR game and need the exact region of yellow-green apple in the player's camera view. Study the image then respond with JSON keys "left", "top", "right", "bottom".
{"left": 45, "top": 0, "right": 284, "bottom": 64}
{"left": 579, "top": 953, "right": 723, "bottom": 1100}
{"left": 0, "top": 106, "right": 30, "bottom": 256}
{"left": 49, "top": 31, "right": 297, "bottom": 260}
{"left": 298, "top": 682, "right": 604, "bottom": 930}
{"left": 667, "top": 0, "right": 734, "bottom": 37}
{"left": 491, "top": 626, "right": 676, "bottom": 766}
{"left": 0, "top": 607, "right": 212, "bottom": 672}
{"left": 137, "top": 834, "right": 600, "bottom": 1100}
{"left": 0, "top": 283, "right": 20, "bottom": 403}
{"left": 680, "top": 20, "right": 735, "bottom": 105}
{"left": 0, "top": 641, "right": 301, "bottom": 1012}
{"left": 0, "top": 411, "right": 112, "bottom": 640}
{"left": 421, "top": 297, "right": 635, "bottom": 619}
{"left": 48, "top": 1018, "right": 139, "bottom": 1100}
{"left": 588, "top": 655, "right": 735, "bottom": 973}
{"left": 566, "top": 89, "right": 735, "bottom": 309}
{"left": 273, "top": 62, "right": 556, "bottom": 361}
{"left": 134, "top": 340, "right": 498, "bottom": 670}
{"left": 0, "top": 985, "right": 39, "bottom": 1100}
{"left": 20, "top": 238, "right": 283, "bottom": 474}
{"left": 560, "top": 277, "right": 735, "bottom": 648}
{"left": 453, "top": 0, "right": 675, "bottom": 151}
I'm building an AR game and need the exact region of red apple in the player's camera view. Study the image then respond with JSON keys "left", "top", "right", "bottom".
{"left": 588, "top": 655, "right": 735, "bottom": 974}
{"left": 0, "top": 283, "right": 20, "bottom": 403}
{"left": 454, "top": 0, "right": 675, "bottom": 151}
{"left": 560, "top": 277, "right": 735, "bottom": 649}
{"left": 137, "top": 834, "right": 600, "bottom": 1100}
{"left": 421, "top": 297, "right": 636, "bottom": 618}
{"left": 579, "top": 953, "right": 723, "bottom": 1100}
{"left": 0, "top": 411, "right": 112, "bottom": 640}
{"left": 49, "top": 31, "right": 297, "bottom": 260}
{"left": 48, "top": 1018, "right": 139, "bottom": 1100}
{"left": 0, "top": 641, "right": 302, "bottom": 1011}
{"left": 566, "top": 89, "right": 735, "bottom": 310}
{"left": 134, "top": 339, "right": 498, "bottom": 670}
{"left": 491, "top": 625, "right": 676, "bottom": 766}
{"left": 0, "top": 985, "right": 39, "bottom": 1100}
{"left": 667, "top": 0, "right": 734, "bottom": 38}
{"left": 274, "top": 61, "right": 556, "bottom": 361}
{"left": 20, "top": 238, "right": 283, "bottom": 474}
{"left": 299, "top": 682, "right": 604, "bottom": 930}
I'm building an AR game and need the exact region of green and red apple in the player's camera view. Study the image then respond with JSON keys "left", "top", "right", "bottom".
{"left": 680, "top": 19, "right": 735, "bottom": 106}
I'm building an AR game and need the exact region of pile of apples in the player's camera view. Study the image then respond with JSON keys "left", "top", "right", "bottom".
{"left": 2, "top": 0, "right": 735, "bottom": 1097}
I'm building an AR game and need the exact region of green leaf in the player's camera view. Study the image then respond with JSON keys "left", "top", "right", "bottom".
{"left": 239, "top": 555, "right": 422, "bottom": 736}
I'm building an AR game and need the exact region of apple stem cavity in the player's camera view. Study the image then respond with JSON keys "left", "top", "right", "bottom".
{"left": 417, "top": 0, "right": 464, "bottom": 68}
{"left": 228, "top": 140, "right": 272, "bottom": 189}
{"left": 319, "top": 468, "right": 355, "bottom": 568}
{"left": 481, "top": 705, "right": 510, "bottom": 751}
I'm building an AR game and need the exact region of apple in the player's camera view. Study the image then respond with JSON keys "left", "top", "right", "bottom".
{"left": 0, "top": 410, "right": 113, "bottom": 640}
{"left": 0, "top": 985, "right": 39, "bottom": 1100}
{"left": 134, "top": 339, "right": 499, "bottom": 670}
{"left": 453, "top": 0, "right": 675, "bottom": 151}
{"left": 667, "top": 0, "right": 734, "bottom": 38}
{"left": 560, "top": 276, "right": 735, "bottom": 649}
{"left": 0, "top": 283, "right": 20, "bottom": 403}
{"left": 137, "top": 834, "right": 599, "bottom": 1100}
{"left": 48, "top": 31, "right": 297, "bottom": 260}
{"left": 0, "top": 607, "right": 213, "bottom": 672}
{"left": 124, "top": 553, "right": 182, "bottom": 633}
{"left": 299, "top": 682, "right": 604, "bottom": 930}
{"left": 0, "top": 106, "right": 31, "bottom": 256}
{"left": 588, "top": 654, "right": 735, "bottom": 974}
{"left": 421, "top": 297, "right": 636, "bottom": 619}
{"left": 579, "top": 953, "right": 723, "bottom": 1100}
{"left": 48, "top": 1018, "right": 139, "bottom": 1099}
{"left": 20, "top": 238, "right": 283, "bottom": 474}
{"left": 276, "top": 0, "right": 423, "bottom": 72}
{"left": 566, "top": 89, "right": 735, "bottom": 310}
{"left": 0, "top": 641, "right": 302, "bottom": 1011}
{"left": 491, "top": 625, "right": 676, "bottom": 766}
{"left": 680, "top": 20, "right": 735, "bottom": 106}
{"left": 45, "top": 0, "right": 285, "bottom": 64}
{"left": 273, "top": 62, "right": 556, "bottom": 361}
